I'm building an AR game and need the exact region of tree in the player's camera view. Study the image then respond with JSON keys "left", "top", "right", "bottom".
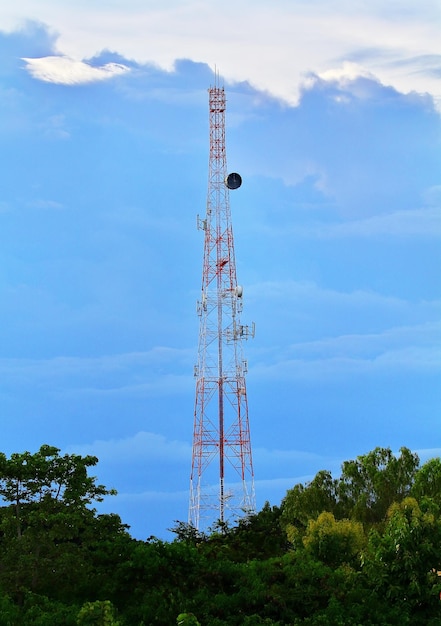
{"left": 281, "top": 470, "right": 339, "bottom": 531}
{"left": 216, "top": 502, "right": 288, "bottom": 561}
{"left": 170, "top": 521, "right": 207, "bottom": 544}
{"left": 77, "top": 601, "right": 121, "bottom": 626}
{"left": 302, "top": 512, "right": 365, "bottom": 567}
{"left": 0, "top": 445, "right": 438, "bottom": 625}
{"left": 338, "top": 447, "right": 420, "bottom": 524}
{"left": 0, "top": 445, "right": 118, "bottom": 604}
{"left": 0, "top": 444, "right": 113, "bottom": 507}
{"left": 363, "top": 497, "right": 441, "bottom": 622}
{"left": 411, "top": 457, "right": 441, "bottom": 509}
{"left": 281, "top": 447, "right": 421, "bottom": 536}
{"left": 176, "top": 613, "right": 201, "bottom": 626}
{"left": 0, "top": 445, "right": 114, "bottom": 540}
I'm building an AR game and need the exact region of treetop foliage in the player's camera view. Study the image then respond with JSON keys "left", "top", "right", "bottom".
{"left": 0, "top": 444, "right": 114, "bottom": 509}
{"left": 0, "top": 443, "right": 440, "bottom": 625}
{"left": 281, "top": 446, "right": 422, "bottom": 531}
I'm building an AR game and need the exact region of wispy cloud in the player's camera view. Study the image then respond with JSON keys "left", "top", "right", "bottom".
{"left": 288, "top": 321, "right": 440, "bottom": 357}
{"left": 267, "top": 205, "right": 441, "bottom": 239}
{"left": 251, "top": 348, "right": 440, "bottom": 382}
{"left": 25, "top": 199, "right": 65, "bottom": 210}
{"left": 247, "top": 280, "right": 440, "bottom": 316}
{"left": 68, "top": 430, "right": 191, "bottom": 464}
{"left": 111, "top": 489, "right": 189, "bottom": 504}
{"left": 249, "top": 317, "right": 441, "bottom": 381}
{"left": 319, "top": 206, "right": 441, "bottom": 238}
{"left": 0, "top": 348, "right": 193, "bottom": 396}
{"left": 416, "top": 447, "right": 441, "bottom": 462}
{"left": 23, "top": 55, "right": 129, "bottom": 85}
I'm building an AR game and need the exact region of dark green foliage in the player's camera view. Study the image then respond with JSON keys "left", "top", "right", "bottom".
{"left": 0, "top": 446, "right": 127, "bottom": 609}
{"left": 281, "top": 470, "right": 339, "bottom": 529}
{"left": 227, "top": 502, "right": 289, "bottom": 560}
{"left": 2, "top": 592, "right": 79, "bottom": 626}
{"left": 0, "top": 591, "right": 20, "bottom": 625}
{"left": 0, "top": 444, "right": 440, "bottom": 625}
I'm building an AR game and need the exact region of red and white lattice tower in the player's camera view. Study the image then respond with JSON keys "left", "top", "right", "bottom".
{"left": 189, "top": 82, "right": 256, "bottom": 530}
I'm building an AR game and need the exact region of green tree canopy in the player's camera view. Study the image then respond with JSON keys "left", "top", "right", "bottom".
{"left": 0, "top": 444, "right": 113, "bottom": 511}
{"left": 281, "top": 447, "right": 420, "bottom": 531}
{"left": 338, "top": 446, "right": 419, "bottom": 524}
{"left": 364, "top": 497, "right": 441, "bottom": 620}
{"left": 0, "top": 445, "right": 120, "bottom": 606}
{"left": 411, "top": 457, "right": 441, "bottom": 509}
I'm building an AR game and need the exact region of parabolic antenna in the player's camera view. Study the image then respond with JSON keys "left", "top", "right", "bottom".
{"left": 225, "top": 172, "right": 242, "bottom": 190}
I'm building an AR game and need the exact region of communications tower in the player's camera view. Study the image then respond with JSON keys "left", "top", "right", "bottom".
{"left": 189, "top": 82, "right": 256, "bottom": 530}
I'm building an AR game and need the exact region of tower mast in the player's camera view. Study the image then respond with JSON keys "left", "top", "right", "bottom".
{"left": 189, "top": 82, "right": 255, "bottom": 530}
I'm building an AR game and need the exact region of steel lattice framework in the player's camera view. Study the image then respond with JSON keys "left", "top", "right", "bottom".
{"left": 189, "top": 84, "right": 256, "bottom": 530}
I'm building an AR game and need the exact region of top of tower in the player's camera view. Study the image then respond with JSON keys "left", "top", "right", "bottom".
{"left": 212, "top": 66, "right": 224, "bottom": 89}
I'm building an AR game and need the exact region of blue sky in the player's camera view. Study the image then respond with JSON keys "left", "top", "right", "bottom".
{"left": 0, "top": 2, "right": 440, "bottom": 539}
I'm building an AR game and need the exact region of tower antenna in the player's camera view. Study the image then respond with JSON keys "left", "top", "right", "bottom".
{"left": 189, "top": 83, "right": 255, "bottom": 530}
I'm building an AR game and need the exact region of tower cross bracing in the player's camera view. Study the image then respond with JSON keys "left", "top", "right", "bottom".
{"left": 189, "top": 84, "right": 255, "bottom": 530}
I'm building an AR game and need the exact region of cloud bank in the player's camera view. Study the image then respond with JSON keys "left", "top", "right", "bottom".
{"left": 2, "top": 1, "right": 440, "bottom": 107}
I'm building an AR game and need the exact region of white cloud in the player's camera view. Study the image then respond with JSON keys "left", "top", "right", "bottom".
{"left": 318, "top": 61, "right": 376, "bottom": 84}
{"left": 23, "top": 55, "right": 130, "bottom": 85}
{"left": 2, "top": 1, "right": 439, "bottom": 106}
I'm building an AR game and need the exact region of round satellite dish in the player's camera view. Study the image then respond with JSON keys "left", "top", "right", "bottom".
{"left": 225, "top": 172, "right": 242, "bottom": 190}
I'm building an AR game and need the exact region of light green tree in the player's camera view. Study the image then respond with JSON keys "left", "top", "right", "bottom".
{"left": 302, "top": 511, "right": 365, "bottom": 567}
{"left": 77, "top": 600, "right": 120, "bottom": 626}
{"left": 176, "top": 613, "right": 201, "bottom": 626}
